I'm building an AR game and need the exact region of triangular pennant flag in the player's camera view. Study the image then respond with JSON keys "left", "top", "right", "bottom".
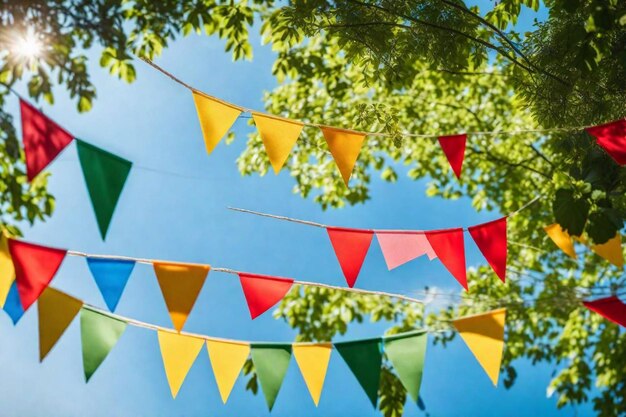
{"left": 590, "top": 234, "right": 623, "bottom": 268}
{"left": 153, "top": 262, "right": 210, "bottom": 332}
{"left": 75, "top": 140, "right": 132, "bottom": 240}
{"left": 206, "top": 340, "right": 251, "bottom": 403}
{"left": 38, "top": 287, "right": 82, "bottom": 361}
{"left": 86, "top": 258, "right": 135, "bottom": 312}
{"left": 20, "top": 99, "right": 74, "bottom": 181}
{"left": 544, "top": 223, "right": 576, "bottom": 259}
{"left": 320, "top": 126, "right": 366, "bottom": 186}
{"left": 438, "top": 134, "right": 467, "bottom": 179}
{"left": 585, "top": 119, "right": 626, "bottom": 165}
{"left": 80, "top": 308, "right": 127, "bottom": 381}
{"left": 425, "top": 229, "right": 467, "bottom": 290}
{"left": 453, "top": 308, "right": 506, "bottom": 386}
{"left": 3, "top": 281, "right": 24, "bottom": 324}
{"left": 0, "top": 233, "right": 15, "bottom": 307}
{"left": 326, "top": 227, "right": 374, "bottom": 288}
{"left": 583, "top": 296, "right": 626, "bottom": 327}
{"left": 238, "top": 273, "right": 294, "bottom": 319}
{"left": 251, "top": 344, "right": 292, "bottom": 411}
{"left": 376, "top": 231, "right": 436, "bottom": 270}
{"left": 8, "top": 239, "right": 67, "bottom": 310}
{"left": 157, "top": 330, "right": 205, "bottom": 398}
{"left": 335, "top": 338, "right": 382, "bottom": 407}
{"left": 383, "top": 330, "right": 428, "bottom": 403}
{"left": 192, "top": 91, "right": 242, "bottom": 154}
{"left": 293, "top": 343, "right": 332, "bottom": 406}
{"left": 468, "top": 218, "right": 508, "bottom": 282}
{"left": 252, "top": 112, "right": 304, "bottom": 174}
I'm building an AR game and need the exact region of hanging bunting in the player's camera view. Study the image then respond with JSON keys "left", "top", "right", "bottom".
{"left": 157, "top": 330, "right": 205, "bottom": 398}
{"left": 0, "top": 233, "right": 15, "bottom": 307}
{"left": 3, "top": 281, "right": 24, "bottom": 324}
{"left": 153, "top": 262, "right": 210, "bottom": 332}
{"left": 583, "top": 296, "right": 626, "bottom": 327}
{"left": 425, "top": 229, "right": 467, "bottom": 290}
{"left": 438, "top": 134, "right": 467, "bottom": 179}
{"left": 590, "top": 234, "right": 623, "bottom": 268}
{"left": 38, "top": 287, "right": 82, "bottom": 361}
{"left": 292, "top": 343, "right": 333, "bottom": 406}
{"left": 80, "top": 308, "right": 127, "bottom": 381}
{"left": 468, "top": 218, "right": 508, "bottom": 282}
{"left": 238, "top": 273, "right": 294, "bottom": 319}
{"left": 326, "top": 227, "right": 374, "bottom": 288}
{"left": 252, "top": 112, "right": 304, "bottom": 174}
{"left": 320, "top": 126, "right": 366, "bottom": 186}
{"left": 383, "top": 330, "right": 428, "bottom": 403}
{"left": 206, "top": 340, "right": 250, "bottom": 404}
{"left": 19, "top": 99, "right": 74, "bottom": 181}
{"left": 376, "top": 231, "right": 436, "bottom": 270}
{"left": 192, "top": 91, "right": 242, "bottom": 154}
{"left": 544, "top": 223, "right": 577, "bottom": 259}
{"left": 453, "top": 308, "right": 506, "bottom": 386}
{"left": 8, "top": 239, "right": 67, "bottom": 310}
{"left": 335, "top": 338, "right": 382, "bottom": 408}
{"left": 75, "top": 139, "right": 132, "bottom": 240}
{"left": 251, "top": 344, "right": 292, "bottom": 411}
{"left": 86, "top": 258, "right": 136, "bottom": 312}
{"left": 585, "top": 119, "right": 626, "bottom": 165}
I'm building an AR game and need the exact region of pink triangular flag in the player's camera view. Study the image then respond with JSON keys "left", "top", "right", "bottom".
{"left": 376, "top": 231, "right": 436, "bottom": 270}
{"left": 468, "top": 218, "right": 507, "bottom": 282}
{"left": 326, "top": 227, "right": 373, "bottom": 288}
{"left": 425, "top": 228, "right": 467, "bottom": 290}
{"left": 438, "top": 134, "right": 467, "bottom": 179}
{"left": 585, "top": 119, "right": 626, "bottom": 165}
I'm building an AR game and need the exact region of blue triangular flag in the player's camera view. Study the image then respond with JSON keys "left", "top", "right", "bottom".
{"left": 3, "top": 281, "right": 24, "bottom": 324}
{"left": 86, "top": 258, "right": 135, "bottom": 312}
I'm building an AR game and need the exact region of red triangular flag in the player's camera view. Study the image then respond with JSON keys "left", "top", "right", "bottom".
{"left": 326, "top": 227, "right": 374, "bottom": 287}
{"left": 8, "top": 239, "right": 67, "bottom": 310}
{"left": 585, "top": 119, "right": 626, "bottom": 165}
{"left": 20, "top": 99, "right": 74, "bottom": 181}
{"left": 583, "top": 296, "right": 626, "bottom": 327}
{"left": 438, "top": 134, "right": 467, "bottom": 179}
{"left": 425, "top": 228, "right": 467, "bottom": 290}
{"left": 239, "top": 273, "right": 294, "bottom": 319}
{"left": 468, "top": 218, "right": 507, "bottom": 282}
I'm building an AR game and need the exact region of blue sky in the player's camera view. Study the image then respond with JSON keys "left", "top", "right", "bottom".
{"left": 0, "top": 3, "right": 595, "bottom": 417}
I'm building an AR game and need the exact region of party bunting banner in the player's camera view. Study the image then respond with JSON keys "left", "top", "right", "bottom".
{"left": 426, "top": 229, "right": 467, "bottom": 290}
{"left": 3, "top": 281, "right": 24, "bottom": 324}
{"left": 86, "top": 258, "right": 136, "bottom": 312}
{"left": 335, "top": 338, "right": 383, "bottom": 408}
{"left": 544, "top": 223, "right": 577, "bottom": 259}
{"left": 251, "top": 344, "right": 292, "bottom": 411}
{"left": 38, "top": 287, "right": 83, "bottom": 361}
{"left": 157, "top": 330, "right": 205, "bottom": 398}
{"left": 585, "top": 119, "right": 626, "bottom": 165}
{"left": 376, "top": 231, "right": 436, "bottom": 270}
{"left": 590, "top": 234, "right": 623, "bottom": 268}
{"left": 327, "top": 227, "right": 374, "bottom": 288}
{"left": 438, "top": 134, "right": 467, "bottom": 179}
{"left": 320, "top": 126, "right": 366, "bottom": 186}
{"left": 252, "top": 112, "right": 304, "bottom": 174}
{"left": 383, "top": 330, "right": 427, "bottom": 403}
{"left": 583, "top": 296, "right": 626, "bottom": 327}
{"left": 192, "top": 91, "right": 242, "bottom": 154}
{"left": 468, "top": 218, "right": 508, "bottom": 282}
{"left": 0, "top": 233, "right": 15, "bottom": 307}
{"left": 76, "top": 139, "right": 132, "bottom": 240}
{"left": 80, "top": 308, "right": 127, "bottom": 381}
{"left": 293, "top": 343, "right": 333, "bottom": 406}
{"left": 153, "top": 262, "right": 210, "bottom": 332}
{"left": 238, "top": 272, "right": 294, "bottom": 319}
{"left": 206, "top": 340, "right": 251, "bottom": 403}
{"left": 544, "top": 225, "right": 623, "bottom": 267}
{"left": 453, "top": 308, "right": 506, "bottom": 386}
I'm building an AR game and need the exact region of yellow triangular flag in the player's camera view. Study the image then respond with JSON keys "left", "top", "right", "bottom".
{"left": 453, "top": 308, "right": 506, "bottom": 386}
{"left": 293, "top": 343, "right": 332, "bottom": 406}
{"left": 252, "top": 112, "right": 304, "bottom": 174}
{"left": 153, "top": 262, "right": 209, "bottom": 332}
{"left": 320, "top": 126, "right": 367, "bottom": 186}
{"left": 206, "top": 339, "right": 250, "bottom": 403}
{"left": 157, "top": 330, "right": 205, "bottom": 398}
{"left": 591, "top": 234, "right": 623, "bottom": 267}
{"left": 38, "top": 287, "right": 83, "bottom": 361}
{"left": 0, "top": 232, "right": 15, "bottom": 307}
{"left": 544, "top": 224, "right": 577, "bottom": 259}
{"left": 192, "top": 91, "right": 242, "bottom": 154}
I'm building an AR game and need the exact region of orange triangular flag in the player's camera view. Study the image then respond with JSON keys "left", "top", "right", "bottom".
{"left": 252, "top": 112, "right": 304, "bottom": 174}
{"left": 320, "top": 126, "right": 366, "bottom": 186}
{"left": 153, "top": 262, "right": 210, "bottom": 332}
{"left": 544, "top": 224, "right": 576, "bottom": 259}
{"left": 192, "top": 91, "right": 242, "bottom": 154}
{"left": 157, "top": 330, "right": 205, "bottom": 398}
{"left": 293, "top": 343, "right": 332, "bottom": 406}
{"left": 0, "top": 233, "right": 15, "bottom": 307}
{"left": 38, "top": 287, "right": 83, "bottom": 361}
{"left": 591, "top": 234, "right": 623, "bottom": 267}
{"left": 206, "top": 339, "right": 250, "bottom": 403}
{"left": 453, "top": 308, "right": 506, "bottom": 386}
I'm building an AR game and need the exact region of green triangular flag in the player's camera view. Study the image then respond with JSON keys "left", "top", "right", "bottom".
{"left": 76, "top": 139, "right": 132, "bottom": 240}
{"left": 80, "top": 308, "right": 127, "bottom": 381}
{"left": 383, "top": 330, "right": 427, "bottom": 402}
{"left": 335, "top": 337, "right": 382, "bottom": 407}
{"left": 251, "top": 344, "right": 292, "bottom": 411}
